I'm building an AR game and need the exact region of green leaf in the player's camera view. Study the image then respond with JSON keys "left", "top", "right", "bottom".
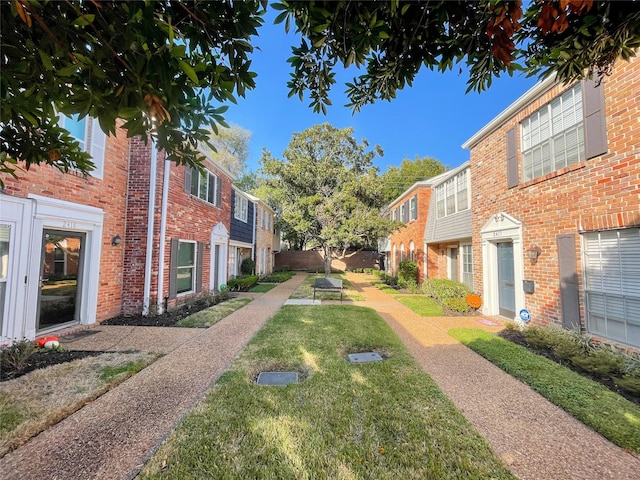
{"left": 38, "top": 50, "right": 53, "bottom": 71}
{"left": 179, "top": 60, "right": 199, "bottom": 84}
{"left": 73, "top": 14, "right": 95, "bottom": 27}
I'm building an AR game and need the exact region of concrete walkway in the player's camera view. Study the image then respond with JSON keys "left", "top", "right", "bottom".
{"left": 0, "top": 273, "right": 307, "bottom": 480}
{"left": 344, "top": 272, "right": 640, "bottom": 480}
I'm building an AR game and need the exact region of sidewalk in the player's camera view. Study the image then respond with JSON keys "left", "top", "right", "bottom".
{"left": 0, "top": 273, "right": 307, "bottom": 480}
{"left": 344, "top": 272, "right": 640, "bottom": 480}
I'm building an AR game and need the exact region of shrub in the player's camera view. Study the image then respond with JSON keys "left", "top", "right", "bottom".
{"left": 397, "top": 261, "right": 418, "bottom": 288}
{"left": 227, "top": 275, "right": 259, "bottom": 291}
{"left": 1, "top": 339, "right": 38, "bottom": 373}
{"left": 261, "top": 271, "right": 294, "bottom": 283}
{"left": 613, "top": 375, "right": 640, "bottom": 396}
{"left": 442, "top": 297, "right": 470, "bottom": 313}
{"left": 570, "top": 347, "right": 625, "bottom": 378}
{"left": 523, "top": 325, "right": 567, "bottom": 350}
{"left": 421, "top": 278, "right": 470, "bottom": 301}
{"left": 240, "top": 258, "right": 255, "bottom": 275}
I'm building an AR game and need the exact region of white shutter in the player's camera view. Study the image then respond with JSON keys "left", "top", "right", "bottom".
{"left": 89, "top": 120, "right": 106, "bottom": 178}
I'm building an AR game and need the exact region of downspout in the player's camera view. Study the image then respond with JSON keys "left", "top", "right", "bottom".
{"left": 142, "top": 142, "right": 157, "bottom": 316}
{"left": 252, "top": 201, "right": 257, "bottom": 265}
{"left": 156, "top": 158, "right": 170, "bottom": 314}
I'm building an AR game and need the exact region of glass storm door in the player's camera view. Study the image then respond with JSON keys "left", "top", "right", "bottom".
{"left": 497, "top": 241, "right": 516, "bottom": 318}
{"left": 0, "top": 224, "right": 10, "bottom": 335}
{"left": 38, "top": 230, "right": 85, "bottom": 330}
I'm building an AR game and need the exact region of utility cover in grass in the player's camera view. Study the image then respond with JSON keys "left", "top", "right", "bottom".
{"left": 347, "top": 352, "right": 384, "bottom": 363}
{"left": 257, "top": 371, "right": 299, "bottom": 386}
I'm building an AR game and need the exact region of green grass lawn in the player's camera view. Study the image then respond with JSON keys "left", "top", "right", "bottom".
{"left": 140, "top": 305, "right": 515, "bottom": 479}
{"left": 249, "top": 283, "right": 277, "bottom": 293}
{"left": 289, "top": 274, "right": 365, "bottom": 301}
{"left": 177, "top": 298, "right": 252, "bottom": 328}
{"left": 449, "top": 328, "right": 640, "bottom": 453}
{"left": 394, "top": 295, "right": 444, "bottom": 316}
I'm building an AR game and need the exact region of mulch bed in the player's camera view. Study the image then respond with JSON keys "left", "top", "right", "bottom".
{"left": 498, "top": 329, "right": 640, "bottom": 407}
{"left": 101, "top": 297, "right": 220, "bottom": 327}
{"left": 1, "top": 350, "right": 103, "bottom": 382}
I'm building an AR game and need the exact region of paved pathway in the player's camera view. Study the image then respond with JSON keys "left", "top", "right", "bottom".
{"left": 344, "top": 271, "right": 640, "bottom": 480}
{"left": 0, "top": 273, "right": 307, "bottom": 480}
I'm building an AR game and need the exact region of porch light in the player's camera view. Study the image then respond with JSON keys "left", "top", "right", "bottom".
{"left": 527, "top": 245, "right": 541, "bottom": 260}
{"left": 111, "top": 234, "right": 122, "bottom": 247}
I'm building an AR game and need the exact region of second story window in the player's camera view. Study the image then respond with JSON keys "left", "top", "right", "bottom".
{"left": 409, "top": 195, "right": 417, "bottom": 221}
{"left": 235, "top": 194, "right": 248, "bottom": 222}
{"left": 521, "top": 83, "right": 584, "bottom": 182}
{"left": 436, "top": 169, "right": 469, "bottom": 219}
{"left": 189, "top": 168, "right": 220, "bottom": 206}
{"left": 59, "top": 114, "right": 106, "bottom": 178}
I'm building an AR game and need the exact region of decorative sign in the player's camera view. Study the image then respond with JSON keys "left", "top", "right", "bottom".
{"left": 519, "top": 309, "right": 531, "bottom": 323}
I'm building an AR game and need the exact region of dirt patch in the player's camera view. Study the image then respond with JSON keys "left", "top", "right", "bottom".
{"left": 498, "top": 329, "right": 640, "bottom": 407}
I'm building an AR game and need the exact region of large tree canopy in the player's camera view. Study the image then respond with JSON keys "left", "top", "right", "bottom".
{"left": 1, "top": 0, "right": 264, "bottom": 181}
{"left": 381, "top": 156, "right": 447, "bottom": 204}
{"left": 2, "top": 1, "right": 638, "bottom": 183}
{"left": 201, "top": 124, "right": 252, "bottom": 178}
{"left": 279, "top": 0, "right": 640, "bottom": 112}
{"left": 261, "top": 123, "right": 398, "bottom": 273}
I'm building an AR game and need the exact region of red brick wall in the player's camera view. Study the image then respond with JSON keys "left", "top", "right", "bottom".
{"left": 470, "top": 56, "right": 640, "bottom": 327}
{"left": 388, "top": 186, "right": 432, "bottom": 282}
{"left": 275, "top": 250, "right": 379, "bottom": 271}
{"left": 124, "top": 139, "right": 232, "bottom": 314}
{"left": 2, "top": 127, "right": 130, "bottom": 321}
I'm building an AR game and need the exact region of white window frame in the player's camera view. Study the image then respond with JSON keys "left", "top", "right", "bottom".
{"left": 59, "top": 114, "right": 106, "bottom": 179}
{"left": 461, "top": 243, "right": 473, "bottom": 290}
{"left": 409, "top": 241, "right": 415, "bottom": 262}
{"left": 235, "top": 194, "right": 248, "bottom": 222}
{"left": 583, "top": 228, "right": 640, "bottom": 348}
{"left": 435, "top": 169, "right": 470, "bottom": 219}
{"left": 176, "top": 240, "right": 196, "bottom": 295}
{"left": 521, "top": 83, "right": 584, "bottom": 182}
{"left": 409, "top": 196, "right": 417, "bottom": 221}
{"left": 190, "top": 168, "right": 219, "bottom": 206}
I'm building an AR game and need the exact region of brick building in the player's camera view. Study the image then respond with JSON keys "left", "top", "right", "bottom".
{"left": 250, "top": 195, "right": 278, "bottom": 276}
{"left": 123, "top": 138, "right": 233, "bottom": 315}
{"left": 1, "top": 118, "right": 256, "bottom": 342}
{"left": 463, "top": 56, "right": 639, "bottom": 349}
{"left": 383, "top": 180, "right": 433, "bottom": 280}
{"left": 382, "top": 162, "right": 472, "bottom": 286}
{"left": 1, "top": 117, "right": 129, "bottom": 340}
{"left": 424, "top": 163, "right": 473, "bottom": 289}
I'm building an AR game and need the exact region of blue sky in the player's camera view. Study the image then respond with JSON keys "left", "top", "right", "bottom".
{"left": 225, "top": 9, "right": 540, "bottom": 174}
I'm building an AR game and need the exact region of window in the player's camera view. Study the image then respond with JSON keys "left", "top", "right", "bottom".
{"left": 409, "top": 195, "right": 417, "bottom": 221}
{"left": 409, "top": 241, "right": 415, "bottom": 261}
{"left": 521, "top": 83, "right": 584, "bottom": 182}
{"left": 583, "top": 228, "right": 640, "bottom": 348}
{"left": 177, "top": 241, "right": 196, "bottom": 294}
{"left": 435, "top": 169, "right": 470, "bottom": 218}
{"left": 400, "top": 204, "right": 406, "bottom": 222}
{"left": 54, "top": 246, "right": 65, "bottom": 275}
{"left": 235, "top": 194, "right": 248, "bottom": 222}
{"left": 59, "top": 114, "right": 106, "bottom": 178}
{"left": 392, "top": 209, "right": 397, "bottom": 221}
{"left": 400, "top": 243, "right": 405, "bottom": 262}
{"left": 189, "top": 168, "right": 219, "bottom": 206}
{"left": 261, "top": 208, "right": 271, "bottom": 230}
{"left": 462, "top": 243, "right": 473, "bottom": 289}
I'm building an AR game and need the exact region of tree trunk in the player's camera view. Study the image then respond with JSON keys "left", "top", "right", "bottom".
{"left": 323, "top": 246, "right": 332, "bottom": 276}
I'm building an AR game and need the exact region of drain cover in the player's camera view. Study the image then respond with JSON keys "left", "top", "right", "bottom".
{"left": 60, "top": 330, "right": 101, "bottom": 342}
{"left": 256, "top": 371, "right": 299, "bottom": 386}
{"left": 347, "top": 352, "right": 383, "bottom": 363}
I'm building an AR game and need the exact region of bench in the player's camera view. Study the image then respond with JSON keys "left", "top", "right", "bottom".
{"left": 313, "top": 277, "right": 343, "bottom": 302}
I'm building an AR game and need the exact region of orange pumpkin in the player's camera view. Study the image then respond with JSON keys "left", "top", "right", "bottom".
{"left": 466, "top": 293, "right": 482, "bottom": 309}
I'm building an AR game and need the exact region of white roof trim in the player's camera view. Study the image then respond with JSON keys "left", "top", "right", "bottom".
{"left": 462, "top": 75, "right": 558, "bottom": 150}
